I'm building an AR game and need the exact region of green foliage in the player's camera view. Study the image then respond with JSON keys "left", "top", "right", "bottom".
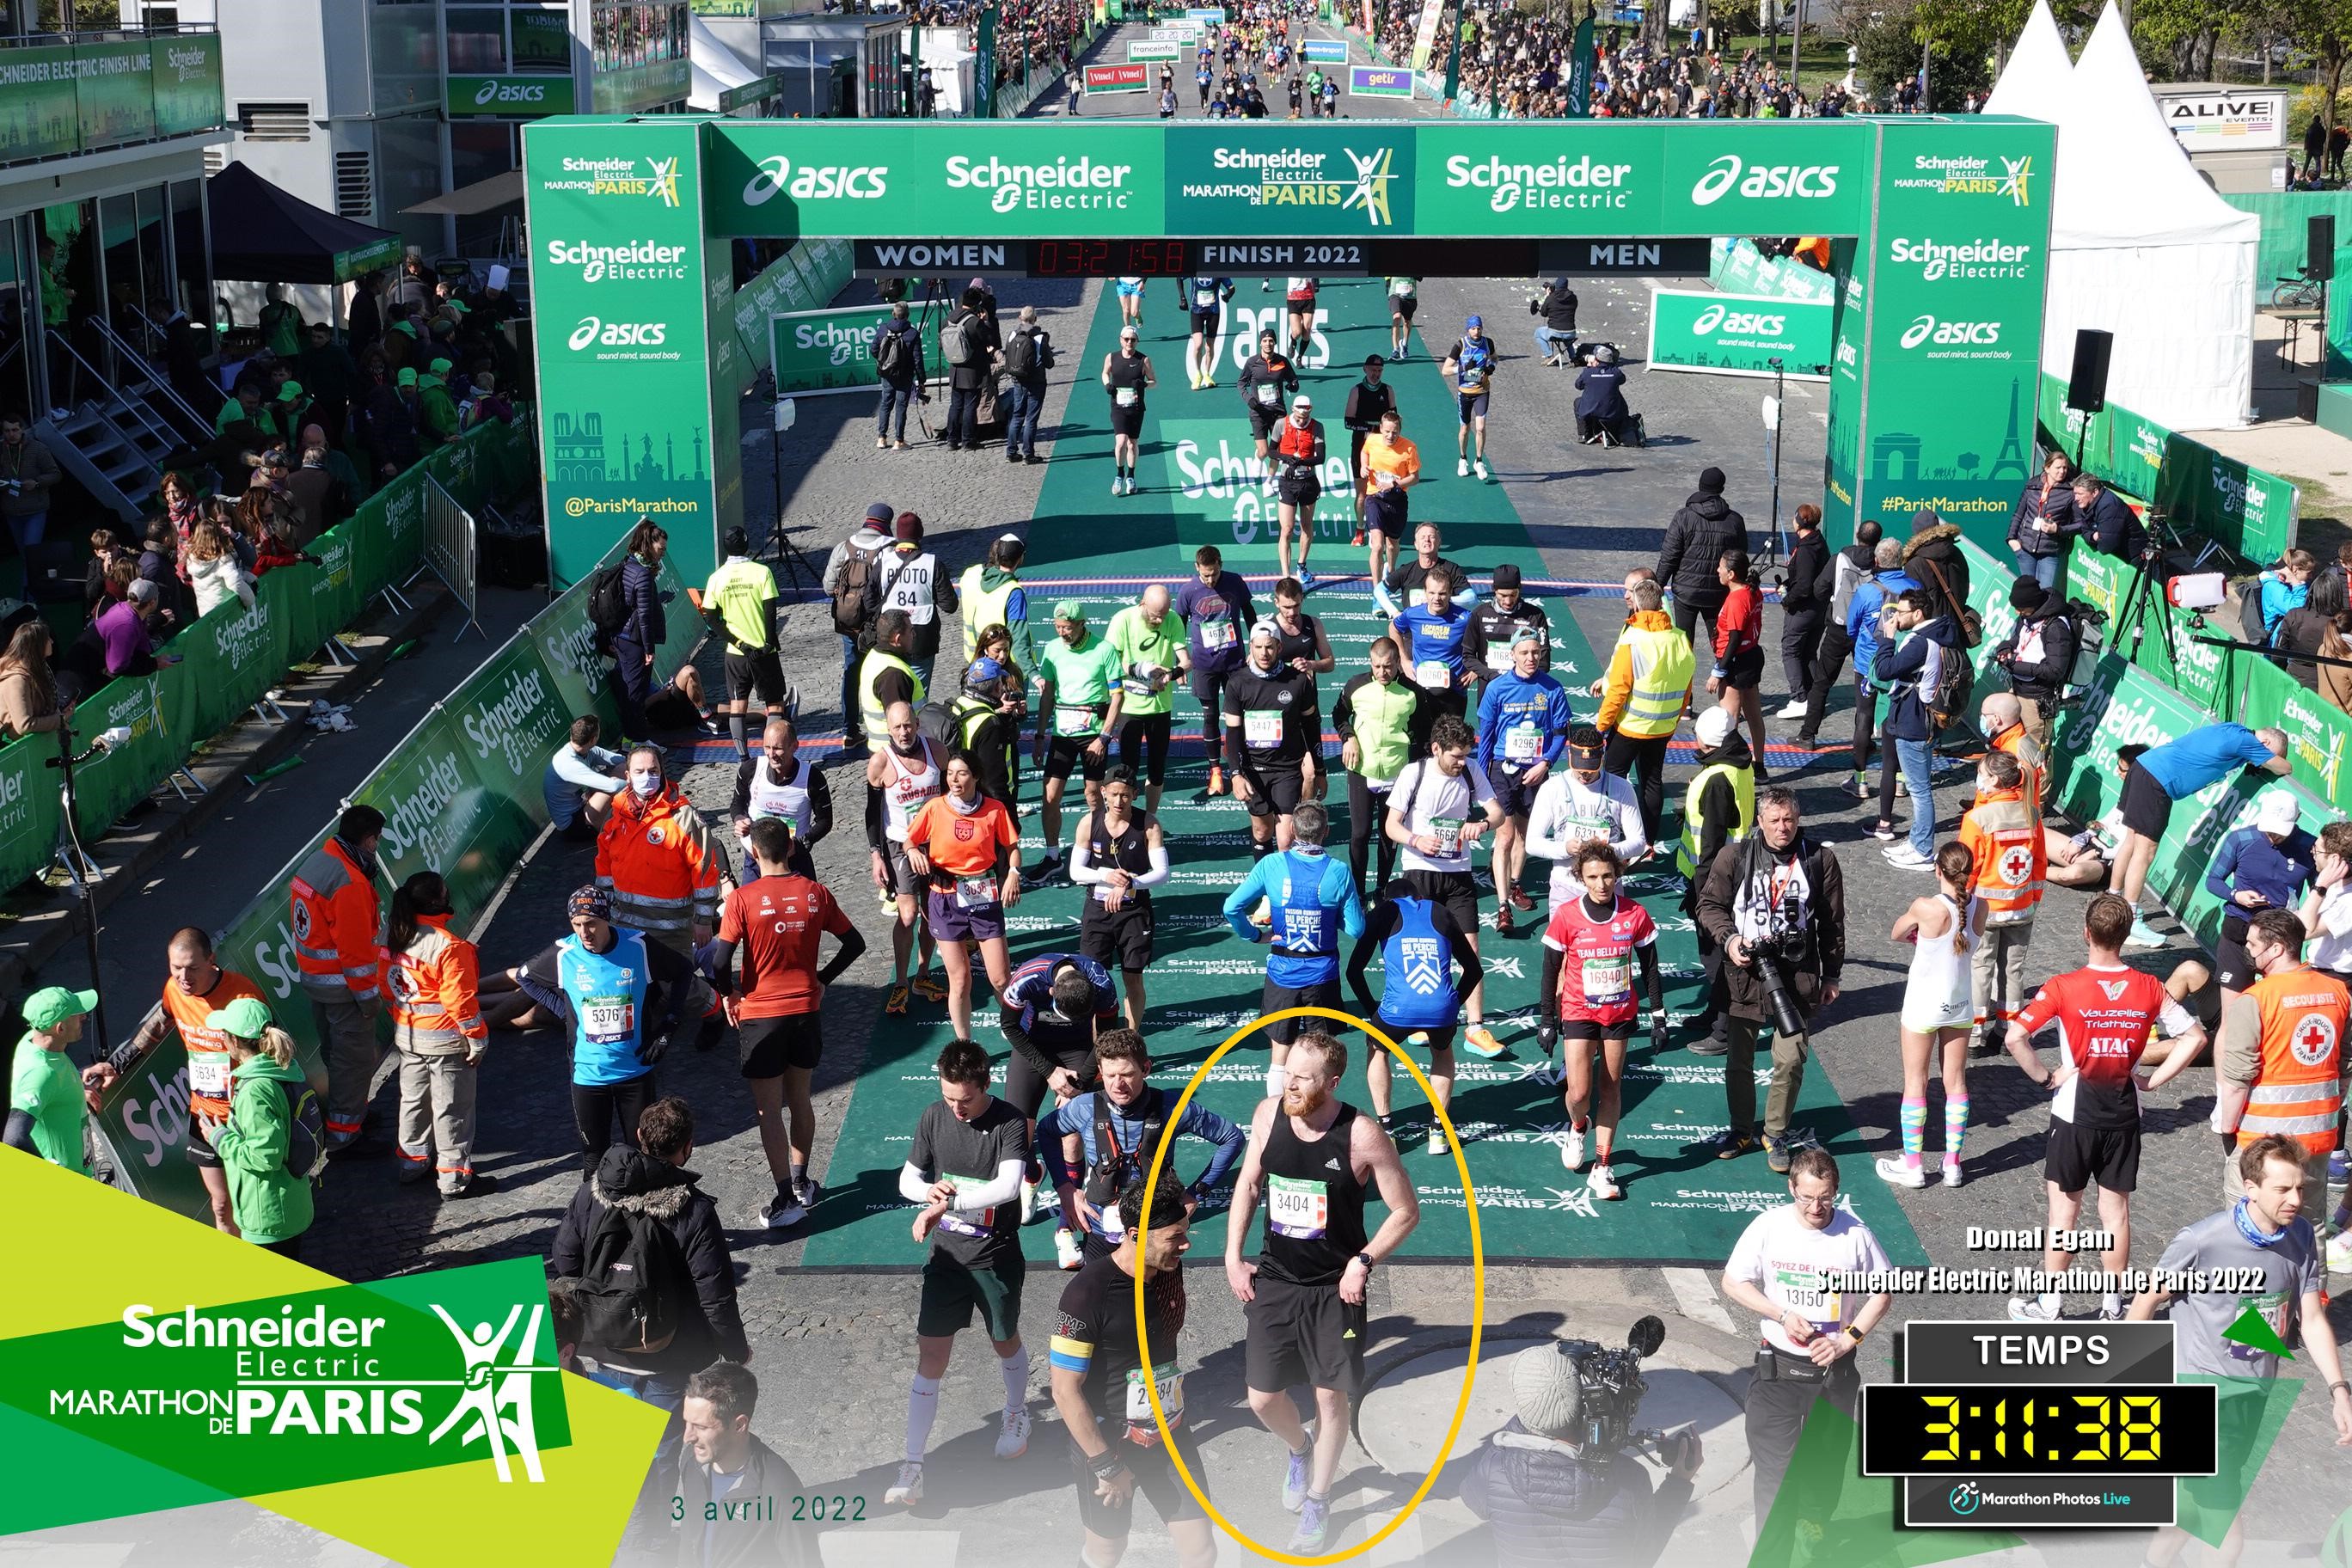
{"left": 1844, "top": 0, "right": 1994, "bottom": 108}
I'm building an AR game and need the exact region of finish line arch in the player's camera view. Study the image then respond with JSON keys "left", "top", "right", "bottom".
{"left": 521, "top": 115, "right": 2053, "bottom": 585}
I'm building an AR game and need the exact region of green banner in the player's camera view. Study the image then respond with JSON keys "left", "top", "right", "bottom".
{"left": 446, "top": 73, "right": 576, "bottom": 117}
{"left": 73, "top": 39, "right": 156, "bottom": 150}
{"left": 150, "top": 34, "right": 225, "bottom": 138}
{"left": 2037, "top": 371, "right": 2300, "bottom": 563}
{"left": 0, "top": 35, "right": 222, "bottom": 162}
{"left": 768, "top": 303, "right": 942, "bottom": 396}
{"left": 1645, "top": 287, "right": 1831, "bottom": 380}
{"left": 718, "top": 74, "right": 780, "bottom": 113}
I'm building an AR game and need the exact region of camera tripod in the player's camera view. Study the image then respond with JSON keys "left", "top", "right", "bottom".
{"left": 2113, "top": 508, "right": 2221, "bottom": 672}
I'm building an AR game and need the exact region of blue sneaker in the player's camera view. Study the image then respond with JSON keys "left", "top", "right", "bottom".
{"left": 2330, "top": 1149, "right": 2348, "bottom": 1185}
{"left": 1282, "top": 1442, "right": 1312, "bottom": 1511}
{"left": 1288, "top": 1494, "right": 1332, "bottom": 1553}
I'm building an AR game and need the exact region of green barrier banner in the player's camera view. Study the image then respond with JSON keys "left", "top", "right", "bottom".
{"left": 150, "top": 34, "right": 224, "bottom": 138}
{"left": 436, "top": 640, "right": 579, "bottom": 907}
{"left": 0, "top": 727, "right": 63, "bottom": 898}
{"left": 2238, "top": 653, "right": 2352, "bottom": 816}
{"left": 768, "top": 303, "right": 942, "bottom": 395}
{"left": 62, "top": 675, "right": 179, "bottom": 839}
{"left": 1707, "top": 236, "right": 1834, "bottom": 303}
{"left": 2037, "top": 372, "right": 2299, "bottom": 562}
{"left": 1645, "top": 287, "right": 1831, "bottom": 379}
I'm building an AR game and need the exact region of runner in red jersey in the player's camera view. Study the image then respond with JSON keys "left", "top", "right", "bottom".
{"left": 1538, "top": 843, "right": 1666, "bottom": 1201}
{"left": 2002, "top": 892, "right": 2206, "bottom": 1321}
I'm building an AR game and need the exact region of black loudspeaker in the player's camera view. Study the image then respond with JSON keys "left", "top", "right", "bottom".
{"left": 2312, "top": 214, "right": 2336, "bottom": 280}
{"left": 2066, "top": 329, "right": 2113, "bottom": 415}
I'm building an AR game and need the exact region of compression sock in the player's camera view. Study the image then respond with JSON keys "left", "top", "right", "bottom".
{"left": 729, "top": 713, "right": 748, "bottom": 760}
{"left": 1900, "top": 1094, "right": 1927, "bottom": 1168}
{"left": 789, "top": 1159, "right": 807, "bottom": 1191}
{"left": 1000, "top": 1344, "right": 1032, "bottom": 1410}
{"left": 906, "top": 1375, "right": 941, "bottom": 1462}
{"left": 1944, "top": 1095, "right": 1969, "bottom": 1163}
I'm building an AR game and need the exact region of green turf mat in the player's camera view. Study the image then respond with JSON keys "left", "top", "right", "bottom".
{"left": 799, "top": 282, "right": 1928, "bottom": 1268}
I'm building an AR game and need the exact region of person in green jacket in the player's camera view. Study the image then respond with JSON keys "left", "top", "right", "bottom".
{"left": 205, "top": 996, "right": 316, "bottom": 1259}
{"left": 416, "top": 358, "right": 461, "bottom": 446}
{"left": 259, "top": 283, "right": 306, "bottom": 359}
{"left": 4, "top": 987, "right": 113, "bottom": 1176}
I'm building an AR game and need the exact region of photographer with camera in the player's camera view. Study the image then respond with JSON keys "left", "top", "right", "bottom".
{"left": 1694, "top": 788, "right": 1844, "bottom": 1173}
{"left": 1990, "top": 580, "right": 2076, "bottom": 753}
{"left": 1721, "top": 1148, "right": 1892, "bottom": 1528}
{"left": 1459, "top": 1339, "right": 1701, "bottom": 1568}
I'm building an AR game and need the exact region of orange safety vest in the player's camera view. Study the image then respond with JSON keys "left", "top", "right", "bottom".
{"left": 2238, "top": 965, "right": 2349, "bottom": 1155}
{"left": 1990, "top": 723, "right": 2045, "bottom": 815}
{"left": 290, "top": 838, "right": 383, "bottom": 1002}
{"left": 386, "top": 913, "right": 486, "bottom": 1055}
{"left": 164, "top": 968, "right": 268, "bottom": 1119}
{"left": 1959, "top": 785, "right": 2044, "bottom": 929}
{"left": 595, "top": 785, "right": 722, "bottom": 938}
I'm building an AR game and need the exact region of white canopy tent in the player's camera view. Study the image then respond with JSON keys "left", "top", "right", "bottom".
{"left": 690, "top": 13, "right": 763, "bottom": 111}
{"left": 1988, "top": 0, "right": 2257, "bottom": 432}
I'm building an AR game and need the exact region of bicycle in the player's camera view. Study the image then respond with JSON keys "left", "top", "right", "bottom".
{"left": 2273, "top": 266, "right": 2325, "bottom": 309}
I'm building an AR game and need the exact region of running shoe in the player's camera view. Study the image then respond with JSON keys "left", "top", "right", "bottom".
{"left": 885, "top": 1461, "right": 925, "bottom": 1505}
{"left": 995, "top": 1405, "right": 1032, "bottom": 1460}
{"left": 1847, "top": 774, "right": 1872, "bottom": 800}
{"left": 1474, "top": 459, "right": 1490, "bottom": 481}
{"left": 796, "top": 1177, "right": 824, "bottom": 1213}
{"left": 1202, "top": 376, "right": 1217, "bottom": 389}
{"left": 1055, "top": 1226, "right": 1085, "bottom": 1271}
{"left": 1020, "top": 1178, "right": 1040, "bottom": 1223}
{"left": 1559, "top": 1123, "right": 1586, "bottom": 1172}
{"left": 910, "top": 975, "right": 948, "bottom": 1002}
{"left": 1289, "top": 1495, "right": 1332, "bottom": 1553}
{"left": 759, "top": 1186, "right": 807, "bottom": 1228}
{"left": 1884, "top": 844, "right": 1934, "bottom": 870}
{"left": 1111, "top": 476, "right": 1122, "bottom": 497}
{"left": 2331, "top": 1149, "right": 2346, "bottom": 1184}
{"left": 877, "top": 436, "right": 889, "bottom": 450}
{"left": 1764, "top": 1136, "right": 1793, "bottom": 1174}
{"left": 1509, "top": 887, "right": 1537, "bottom": 912}
{"left": 1206, "top": 764, "right": 1227, "bottom": 796}
{"left": 1775, "top": 699, "right": 1810, "bottom": 720}
{"left": 2122, "top": 919, "right": 2164, "bottom": 951}
{"left": 1588, "top": 1163, "right": 1622, "bottom": 1200}
{"left": 1701, "top": 1130, "right": 1757, "bottom": 1161}
{"left": 1462, "top": 1025, "right": 1505, "bottom": 1058}
{"left": 1871, "top": 818, "right": 1898, "bottom": 841}
{"left": 2098, "top": 1300, "right": 2127, "bottom": 1321}
{"left": 1457, "top": 457, "right": 1470, "bottom": 478}
{"left": 885, "top": 983, "right": 910, "bottom": 1015}
{"left": 1282, "top": 1442, "right": 1314, "bottom": 1511}
{"left": 1299, "top": 567, "right": 1315, "bottom": 589}
{"left": 1191, "top": 372, "right": 1206, "bottom": 390}
{"left": 2006, "top": 1295, "right": 2061, "bottom": 1322}
{"left": 1942, "top": 1161, "right": 1964, "bottom": 1188}
{"left": 1351, "top": 529, "right": 1365, "bottom": 548}
{"left": 1875, "top": 1155, "right": 1926, "bottom": 1189}
{"left": 1491, "top": 903, "right": 1515, "bottom": 934}
{"left": 1427, "top": 1124, "right": 1449, "bottom": 1158}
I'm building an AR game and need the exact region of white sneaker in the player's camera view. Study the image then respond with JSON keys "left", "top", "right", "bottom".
{"left": 885, "top": 1461, "right": 925, "bottom": 1504}
{"left": 1559, "top": 1123, "right": 1586, "bottom": 1171}
{"left": 1883, "top": 844, "right": 1934, "bottom": 870}
{"left": 2007, "top": 1295, "right": 2061, "bottom": 1322}
{"left": 1875, "top": 1155, "right": 1926, "bottom": 1188}
{"left": 1775, "top": 700, "right": 1810, "bottom": 720}
{"left": 1474, "top": 459, "right": 1490, "bottom": 481}
{"left": 2123, "top": 919, "right": 2164, "bottom": 950}
{"left": 759, "top": 1190, "right": 807, "bottom": 1228}
{"left": 1427, "top": 1124, "right": 1449, "bottom": 1158}
{"left": 1457, "top": 457, "right": 1470, "bottom": 477}
{"left": 1055, "top": 1226, "right": 1085, "bottom": 1270}
{"left": 995, "top": 1404, "right": 1032, "bottom": 1460}
{"left": 1111, "top": 476, "right": 1123, "bottom": 497}
{"left": 1587, "top": 1162, "right": 1622, "bottom": 1200}
{"left": 2326, "top": 1230, "right": 2352, "bottom": 1272}
{"left": 1941, "top": 1161, "right": 1963, "bottom": 1188}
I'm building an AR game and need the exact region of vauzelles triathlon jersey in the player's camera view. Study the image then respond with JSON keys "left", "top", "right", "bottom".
{"left": 2012, "top": 965, "right": 2193, "bottom": 1129}
{"left": 1541, "top": 893, "right": 1657, "bottom": 1028}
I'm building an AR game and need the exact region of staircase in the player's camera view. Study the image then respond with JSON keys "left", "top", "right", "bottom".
{"left": 38, "top": 334, "right": 199, "bottom": 523}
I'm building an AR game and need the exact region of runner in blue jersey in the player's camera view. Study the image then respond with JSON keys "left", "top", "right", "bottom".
{"left": 1474, "top": 628, "right": 1576, "bottom": 933}
{"left": 1391, "top": 562, "right": 1475, "bottom": 750}
{"left": 1346, "top": 879, "right": 1485, "bottom": 1157}
{"left": 1222, "top": 802, "right": 1366, "bottom": 1099}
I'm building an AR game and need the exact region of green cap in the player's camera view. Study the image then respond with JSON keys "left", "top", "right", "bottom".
{"left": 24, "top": 987, "right": 96, "bottom": 1030}
{"left": 445, "top": 298, "right": 470, "bottom": 315}
{"left": 277, "top": 380, "right": 303, "bottom": 401}
{"left": 1054, "top": 598, "right": 1086, "bottom": 622}
{"left": 205, "top": 996, "right": 273, "bottom": 1039}
{"left": 392, "top": 319, "right": 418, "bottom": 337}
{"left": 397, "top": 367, "right": 418, "bottom": 388}
{"left": 428, "top": 358, "right": 453, "bottom": 377}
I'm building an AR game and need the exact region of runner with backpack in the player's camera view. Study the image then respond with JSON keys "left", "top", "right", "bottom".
{"left": 205, "top": 996, "right": 324, "bottom": 1259}
{"left": 828, "top": 503, "right": 897, "bottom": 735}
{"left": 1871, "top": 588, "right": 1969, "bottom": 873}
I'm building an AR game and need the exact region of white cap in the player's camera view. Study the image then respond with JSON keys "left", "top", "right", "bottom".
{"left": 1694, "top": 706, "right": 1735, "bottom": 747}
{"left": 2256, "top": 791, "right": 2300, "bottom": 835}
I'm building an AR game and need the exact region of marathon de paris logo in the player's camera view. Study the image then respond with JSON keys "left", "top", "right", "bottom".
{"left": 426, "top": 1303, "right": 554, "bottom": 1482}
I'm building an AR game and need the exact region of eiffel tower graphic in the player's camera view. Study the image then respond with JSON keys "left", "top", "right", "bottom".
{"left": 1988, "top": 378, "right": 2029, "bottom": 481}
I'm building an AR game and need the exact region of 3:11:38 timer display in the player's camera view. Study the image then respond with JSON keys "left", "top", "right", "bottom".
{"left": 1027, "top": 240, "right": 1191, "bottom": 277}
{"left": 1859, "top": 1383, "right": 2218, "bottom": 1477}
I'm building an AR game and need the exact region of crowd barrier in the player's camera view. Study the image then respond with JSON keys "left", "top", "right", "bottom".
{"left": 1707, "top": 237, "right": 1836, "bottom": 303}
{"left": 86, "top": 481, "right": 670, "bottom": 1224}
{"left": 0, "top": 417, "right": 537, "bottom": 898}
{"left": 732, "top": 238, "right": 854, "bottom": 379}
{"left": 2034, "top": 371, "right": 2299, "bottom": 562}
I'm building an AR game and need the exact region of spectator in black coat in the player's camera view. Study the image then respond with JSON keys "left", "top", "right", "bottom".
{"left": 943, "top": 288, "right": 1000, "bottom": 452}
{"left": 551, "top": 1096, "right": 750, "bottom": 1467}
{"left": 1460, "top": 1341, "right": 1700, "bottom": 1568}
{"left": 348, "top": 272, "right": 383, "bottom": 356}
{"left": 612, "top": 519, "right": 671, "bottom": 739}
{"left": 1573, "top": 346, "right": 1631, "bottom": 444}
{"left": 1991, "top": 579, "right": 2077, "bottom": 750}
{"left": 1899, "top": 511, "right": 1969, "bottom": 622}
{"left": 671, "top": 1362, "right": 814, "bottom": 1568}
{"left": 357, "top": 358, "right": 419, "bottom": 481}
{"left": 2073, "top": 474, "right": 2147, "bottom": 562}
{"left": 1656, "top": 466, "right": 1748, "bottom": 646}
{"left": 2006, "top": 452, "right": 2075, "bottom": 592}
{"left": 869, "top": 301, "right": 925, "bottom": 450}
{"left": 1531, "top": 278, "right": 1578, "bottom": 364}
{"left": 2275, "top": 568, "right": 2347, "bottom": 691}
{"left": 1777, "top": 503, "right": 1832, "bottom": 717}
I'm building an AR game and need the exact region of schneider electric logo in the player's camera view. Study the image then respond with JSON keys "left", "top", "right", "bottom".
{"left": 741, "top": 155, "right": 889, "bottom": 205}
{"left": 1693, "top": 303, "right": 1786, "bottom": 336}
{"left": 1443, "top": 154, "right": 1632, "bottom": 214}
{"left": 1888, "top": 236, "right": 2034, "bottom": 280}
{"left": 946, "top": 154, "right": 1138, "bottom": 214}
{"left": 1690, "top": 154, "right": 1839, "bottom": 206}
{"left": 793, "top": 319, "right": 872, "bottom": 365}
{"left": 542, "top": 237, "right": 689, "bottom": 284}
{"left": 1900, "top": 313, "right": 2006, "bottom": 356}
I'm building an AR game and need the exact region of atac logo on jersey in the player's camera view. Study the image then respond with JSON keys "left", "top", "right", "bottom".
{"left": 2290, "top": 1013, "right": 2338, "bottom": 1068}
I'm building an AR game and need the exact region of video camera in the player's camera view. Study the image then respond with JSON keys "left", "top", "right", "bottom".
{"left": 1557, "top": 1315, "right": 1696, "bottom": 1467}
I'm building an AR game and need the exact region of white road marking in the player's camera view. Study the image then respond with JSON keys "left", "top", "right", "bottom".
{"left": 1665, "top": 1266, "right": 1737, "bottom": 1333}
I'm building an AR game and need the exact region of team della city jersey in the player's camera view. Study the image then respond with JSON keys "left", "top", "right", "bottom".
{"left": 2013, "top": 965, "right": 2190, "bottom": 1129}
{"left": 1541, "top": 895, "right": 1657, "bottom": 1026}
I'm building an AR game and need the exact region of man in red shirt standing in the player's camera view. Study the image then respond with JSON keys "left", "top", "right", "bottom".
{"left": 2004, "top": 893, "right": 2207, "bottom": 1321}
{"left": 707, "top": 818, "right": 867, "bottom": 1229}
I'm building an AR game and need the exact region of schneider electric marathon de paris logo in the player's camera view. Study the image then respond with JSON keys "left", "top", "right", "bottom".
{"left": 46, "top": 1288, "right": 564, "bottom": 1484}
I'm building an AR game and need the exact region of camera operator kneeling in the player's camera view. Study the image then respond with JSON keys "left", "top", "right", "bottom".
{"left": 1461, "top": 1342, "right": 1700, "bottom": 1568}
{"left": 1575, "top": 346, "right": 1632, "bottom": 445}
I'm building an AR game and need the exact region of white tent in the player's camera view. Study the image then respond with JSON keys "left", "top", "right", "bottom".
{"left": 1986, "top": 0, "right": 2257, "bottom": 432}
{"left": 689, "top": 13, "right": 762, "bottom": 112}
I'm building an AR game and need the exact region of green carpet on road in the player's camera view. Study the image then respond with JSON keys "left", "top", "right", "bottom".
{"left": 800, "top": 281, "right": 1926, "bottom": 1269}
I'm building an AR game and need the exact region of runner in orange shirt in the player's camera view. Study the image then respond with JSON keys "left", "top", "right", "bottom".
{"left": 119, "top": 927, "right": 270, "bottom": 1234}
{"left": 905, "top": 752, "right": 1024, "bottom": 1047}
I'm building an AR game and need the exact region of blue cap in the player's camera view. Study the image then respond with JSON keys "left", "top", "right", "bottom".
{"left": 1466, "top": 314, "right": 1483, "bottom": 329}
{"left": 969, "top": 657, "right": 1008, "bottom": 683}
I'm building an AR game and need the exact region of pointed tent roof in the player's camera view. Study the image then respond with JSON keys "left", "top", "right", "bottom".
{"left": 1982, "top": 0, "right": 2073, "bottom": 115}
{"left": 206, "top": 160, "right": 402, "bottom": 285}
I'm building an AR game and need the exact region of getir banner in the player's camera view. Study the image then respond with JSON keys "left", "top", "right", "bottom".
{"left": 1646, "top": 287, "right": 1832, "bottom": 380}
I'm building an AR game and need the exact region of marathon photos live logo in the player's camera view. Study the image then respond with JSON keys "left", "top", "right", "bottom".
{"left": 0, "top": 1259, "right": 573, "bottom": 1507}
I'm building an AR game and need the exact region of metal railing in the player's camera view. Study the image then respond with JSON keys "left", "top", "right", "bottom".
{"left": 89, "top": 315, "right": 211, "bottom": 438}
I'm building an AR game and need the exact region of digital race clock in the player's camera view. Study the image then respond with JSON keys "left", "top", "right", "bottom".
{"left": 1860, "top": 1383, "right": 2219, "bottom": 1475}
{"left": 1025, "top": 239, "right": 1194, "bottom": 277}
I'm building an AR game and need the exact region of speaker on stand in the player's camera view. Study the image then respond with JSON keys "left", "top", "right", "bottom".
{"left": 2063, "top": 328, "right": 2113, "bottom": 474}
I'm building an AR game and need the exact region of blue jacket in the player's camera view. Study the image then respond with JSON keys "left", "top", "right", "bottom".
{"left": 1037, "top": 1088, "right": 1246, "bottom": 1238}
{"left": 2204, "top": 824, "right": 2317, "bottom": 912}
{"left": 1223, "top": 846, "right": 1365, "bottom": 988}
{"left": 619, "top": 555, "right": 664, "bottom": 652}
{"left": 1874, "top": 613, "right": 1963, "bottom": 741}
{"left": 1846, "top": 568, "right": 1917, "bottom": 682}
{"left": 2259, "top": 572, "right": 2310, "bottom": 641}
{"left": 1474, "top": 671, "right": 1574, "bottom": 774}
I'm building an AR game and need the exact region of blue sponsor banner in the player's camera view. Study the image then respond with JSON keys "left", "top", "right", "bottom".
{"left": 1303, "top": 38, "right": 1349, "bottom": 62}
{"left": 1350, "top": 64, "right": 1413, "bottom": 97}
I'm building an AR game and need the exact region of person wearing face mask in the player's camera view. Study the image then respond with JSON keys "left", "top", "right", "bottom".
{"left": 903, "top": 751, "right": 1024, "bottom": 1046}
{"left": 1224, "top": 624, "right": 1320, "bottom": 858}
{"left": 597, "top": 744, "right": 726, "bottom": 965}
{"left": 729, "top": 717, "right": 830, "bottom": 884}
{"left": 1332, "top": 636, "right": 1419, "bottom": 898}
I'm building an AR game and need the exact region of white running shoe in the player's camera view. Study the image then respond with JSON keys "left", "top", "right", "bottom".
{"left": 1474, "top": 459, "right": 1490, "bottom": 481}
{"left": 1883, "top": 844, "right": 1934, "bottom": 870}
{"left": 2123, "top": 919, "right": 2164, "bottom": 950}
{"left": 885, "top": 1461, "right": 925, "bottom": 1505}
{"left": 2007, "top": 1295, "right": 2061, "bottom": 1322}
{"left": 1875, "top": 1155, "right": 1926, "bottom": 1188}
{"left": 1942, "top": 1161, "right": 1963, "bottom": 1188}
{"left": 1426, "top": 1124, "right": 1449, "bottom": 1158}
{"left": 1111, "top": 476, "right": 1123, "bottom": 497}
{"left": 758, "top": 1190, "right": 807, "bottom": 1229}
{"left": 1775, "top": 700, "right": 1810, "bottom": 720}
{"left": 1456, "top": 457, "right": 1470, "bottom": 477}
{"left": 995, "top": 1405, "right": 1032, "bottom": 1460}
{"left": 1559, "top": 1124, "right": 1587, "bottom": 1172}
{"left": 1055, "top": 1226, "right": 1085, "bottom": 1271}
{"left": 1587, "top": 1163, "right": 1622, "bottom": 1200}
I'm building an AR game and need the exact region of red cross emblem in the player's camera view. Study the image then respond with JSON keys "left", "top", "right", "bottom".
{"left": 2290, "top": 1014, "right": 2337, "bottom": 1068}
{"left": 1998, "top": 846, "right": 2035, "bottom": 885}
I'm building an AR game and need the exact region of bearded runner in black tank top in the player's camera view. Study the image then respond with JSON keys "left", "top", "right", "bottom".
{"left": 1257, "top": 1102, "right": 1369, "bottom": 1286}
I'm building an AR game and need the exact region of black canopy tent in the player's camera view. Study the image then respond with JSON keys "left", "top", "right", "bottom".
{"left": 205, "top": 161, "right": 404, "bottom": 285}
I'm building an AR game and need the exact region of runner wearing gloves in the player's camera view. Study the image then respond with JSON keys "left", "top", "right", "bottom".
{"left": 1539, "top": 843, "right": 1666, "bottom": 1197}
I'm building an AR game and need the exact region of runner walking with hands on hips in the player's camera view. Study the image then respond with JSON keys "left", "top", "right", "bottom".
{"left": 1877, "top": 842, "right": 1984, "bottom": 1191}
{"left": 1225, "top": 1032, "right": 1419, "bottom": 1554}
{"left": 1071, "top": 767, "right": 1168, "bottom": 1033}
{"left": 888, "top": 1041, "right": 1037, "bottom": 1509}
{"left": 902, "top": 753, "right": 1022, "bottom": 1045}
{"left": 1539, "top": 843, "right": 1665, "bottom": 1198}
{"left": 1102, "top": 327, "right": 1155, "bottom": 498}
{"left": 1442, "top": 315, "right": 1498, "bottom": 481}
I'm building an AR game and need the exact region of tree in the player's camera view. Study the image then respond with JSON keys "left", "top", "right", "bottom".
{"left": 1841, "top": 0, "right": 1997, "bottom": 108}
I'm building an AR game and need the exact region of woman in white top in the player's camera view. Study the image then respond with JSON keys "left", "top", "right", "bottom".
{"left": 1879, "top": 841, "right": 1984, "bottom": 1191}
{"left": 2299, "top": 820, "right": 2352, "bottom": 983}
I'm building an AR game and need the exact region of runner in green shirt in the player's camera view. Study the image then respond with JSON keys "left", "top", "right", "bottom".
{"left": 5, "top": 987, "right": 113, "bottom": 1177}
{"left": 1034, "top": 601, "right": 1128, "bottom": 872}
{"left": 1106, "top": 585, "right": 1190, "bottom": 817}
